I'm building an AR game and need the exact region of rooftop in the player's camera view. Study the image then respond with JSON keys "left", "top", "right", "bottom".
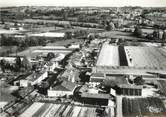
{"left": 91, "top": 73, "right": 105, "bottom": 78}
{"left": 124, "top": 46, "right": 166, "bottom": 69}
{"left": 26, "top": 71, "right": 46, "bottom": 82}
{"left": 96, "top": 44, "right": 119, "bottom": 67}
{"left": 51, "top": 80, "right": 77, "bottom": 91}
{"left": 81, "top": 92, "right": 111, "bottom": 99}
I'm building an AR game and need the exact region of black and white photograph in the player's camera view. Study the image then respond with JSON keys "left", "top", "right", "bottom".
{"left": 0, "top": 0, "right": 166, "bottom": 117}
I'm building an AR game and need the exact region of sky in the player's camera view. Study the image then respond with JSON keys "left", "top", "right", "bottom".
{"left": 0, "top": 0, "right": 166, "bottom": 7}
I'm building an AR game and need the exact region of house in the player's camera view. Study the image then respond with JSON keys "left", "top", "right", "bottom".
{"left": 19, "top": 71, "right": 48, "bottom": 87}
{"left": 48, "top": 80, "right": 77, "bottom": 97}
{"left": 89, "top": 73, "right": 105, "bottom": 87}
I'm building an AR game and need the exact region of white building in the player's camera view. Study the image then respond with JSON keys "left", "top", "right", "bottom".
{"left": 19, "top": 71, "right": 48, "bottom": 87}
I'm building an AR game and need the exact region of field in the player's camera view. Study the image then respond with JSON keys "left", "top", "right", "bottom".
{"left": 9, "top": 39, "right": 84, "bottom": 58}
{"left": 19, "top": 102, "right": 109, "bottom": 117}
{"left": 124, "top": 46, "right": 166, "bottom": 69}
{"left": 96, "top": 44, "right": 119, "bottom": 66}
{"left": 122, "top": 97, "right": 166, "bottom": 117}
{"left": 10, "top": 46, "right": 42, "bottom": 57}
{"left": 47, "top": 39, "right": 84, "bottom": 46}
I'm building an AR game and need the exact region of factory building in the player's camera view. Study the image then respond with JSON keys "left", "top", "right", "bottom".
{"left": 48, "top": 80, "right": 77, "bottom": 97}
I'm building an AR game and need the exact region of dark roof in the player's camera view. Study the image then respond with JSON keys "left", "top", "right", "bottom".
{"left": 52, "top": 80, "right": 77, "bottom": 91}
{"left": 81, "top": 93, "right": 111, "bottom": 99}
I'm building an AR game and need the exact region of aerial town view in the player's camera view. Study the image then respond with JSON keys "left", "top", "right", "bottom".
{"left": 0, "top": 0, "right": 166, "bottom": 117}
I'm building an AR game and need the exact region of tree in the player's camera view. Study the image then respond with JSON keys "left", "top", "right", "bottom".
{"left": 1, "top": 18, "right": 5, "bottom": 24}
{"left": 133, "top": 26, "right": 143, "bottom": 37}
{"left": 79, "top": 72, "right": 90, "bottom": 83}
{"left": 0, "top": 59, "right": 6, "bottom": 72}
{"left": 22, "top": 56, "right": 32, "bottom": 70}
{"left": 153, "top": 30, "right": 160, "bottom": 39}
{"left": 64, "top": 31, "right": 72, "bottom": 39}
{"left": 162, "top": 30, "right": 166, "bottom": 41}
{"left": 105, "top": 21, "right": 115, "bottom": 31}
{"left": 15, "top": 56, "right": 22, "bottom": 71}
{"left": 46, "top": 52, "right": 55, "bottom": 61}
{"left": 134, "top": 76, "right": 144, "bottom": 85}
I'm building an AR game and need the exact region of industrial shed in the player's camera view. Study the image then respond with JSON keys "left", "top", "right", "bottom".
{"left": 116, "top": 84, "right": 142, "bottom": 96}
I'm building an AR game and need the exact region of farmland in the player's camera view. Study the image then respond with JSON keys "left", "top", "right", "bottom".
{"left": 122, "top": 97, "right": 166, "bottom": 117}
{"left": 10, "top": 46, "right": 42, "bottom": 57}
{"left": 19, "top": 102, "right": 109, "bottom": 117}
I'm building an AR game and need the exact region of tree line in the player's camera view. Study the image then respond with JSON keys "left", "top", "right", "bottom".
{"left": 133, "top": 25, "right": 166, "bottom": 41}
{"left": 0, "top": 34, "right": 47, "bottom": 47}
{"left": 0, "top": 56, "right": 32, "bottom": 73}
